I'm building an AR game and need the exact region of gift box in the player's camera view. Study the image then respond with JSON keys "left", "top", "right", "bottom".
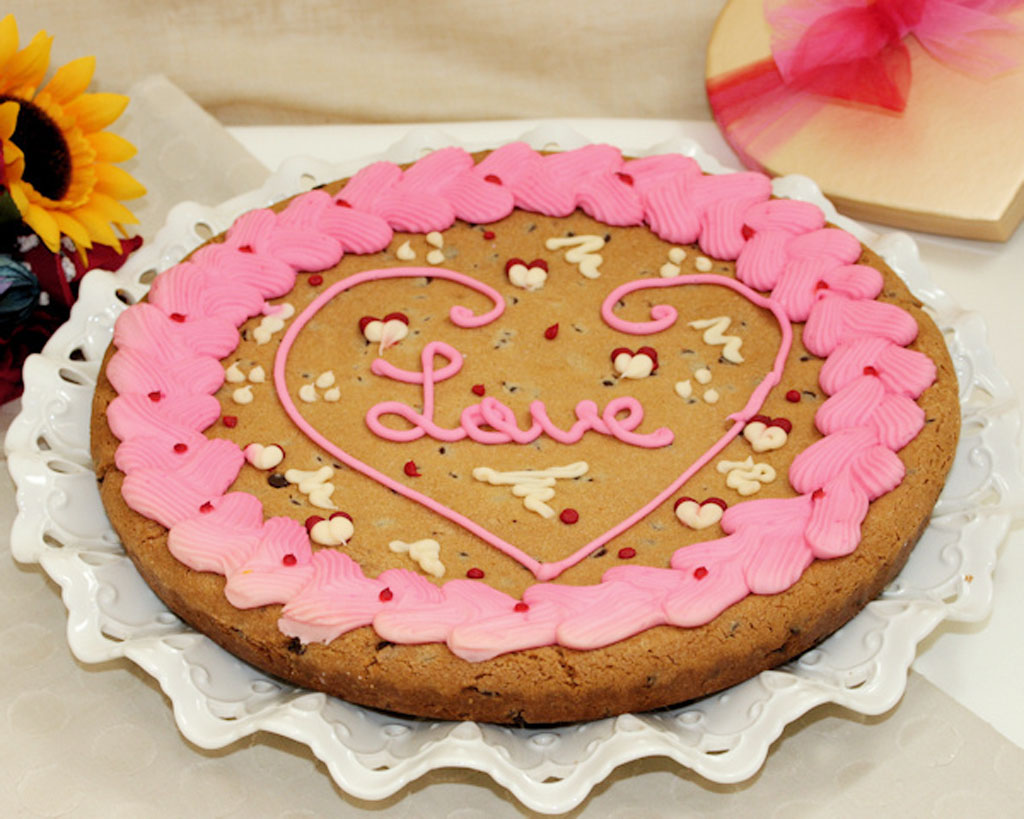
{"left": 706, "top": 0, "right": 1024, "bottom": 241}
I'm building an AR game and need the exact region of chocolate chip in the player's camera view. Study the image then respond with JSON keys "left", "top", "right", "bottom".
{"left": 267, "top": 473, "right": 289, "bottom": 488}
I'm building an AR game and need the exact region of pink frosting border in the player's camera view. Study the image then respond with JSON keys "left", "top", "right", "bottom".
{"left": 105, "top": 143, "right": 937, "bottom": 663}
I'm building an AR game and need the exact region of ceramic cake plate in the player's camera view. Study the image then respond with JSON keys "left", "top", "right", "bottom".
{"left": 5, "top": 127, "right": 1021, "bottom": 815}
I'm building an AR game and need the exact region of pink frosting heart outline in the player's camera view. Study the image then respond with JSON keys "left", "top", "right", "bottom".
{"left": 274, "top": 265, "right": 793, "bottom": 581}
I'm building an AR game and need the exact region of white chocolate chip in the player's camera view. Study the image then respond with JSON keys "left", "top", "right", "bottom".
{"left": 668, "top": 247, "right": 687, "bottom": 264}
{"left": 659, "top": 262, "right": 681, "bottom": 278}
{"left": 323, "top": 387, "right": 341, "bottom": 402}
{"left": 425, "top": 231, "right": 444, "bottom": 248}
{"left": 396, "top": 240, "right": 416, "bottom": 261}
{"left": 426, "top": 248, "right": 445, "bottom": 265}
{"left": 315, "top": 370, "right": 336, "bottom": 389}
{"left": 248, "top": 365, "right": 266, "bottom": 383}
{"left": 694, "top": 367, "right": 712, "bottom": 385}
{"left": 674, "top": 380, "right": 693, "bottom": 399}
{"left": 703, "top": 388, "right": 720, "bottom": 404}
{"left": 232, "top": 385, "right": 254, "bottom": 405}
{"left": 695, "top": 256, "right": 713, "bottom": 272}
{"left": 299, "top": 384, "right": 318, "bottom": 403}
{"left": 225, "top": 362, "right": 246, "bottom": 383}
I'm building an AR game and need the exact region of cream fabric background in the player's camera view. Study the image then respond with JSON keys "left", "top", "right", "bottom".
{"left": 10, "top": 0, "right": 723, "bottom": 124}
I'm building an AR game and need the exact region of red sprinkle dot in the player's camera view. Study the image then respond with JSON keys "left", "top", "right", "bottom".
{"left": 467, "top": 567, "right": 485, "bottom": 579}
{"left": 484, "top": 174, "right": 502, "bottom": 185}
{"left": 169, "top": 312, "right": 186, "bottom": 323}
{"left": 618, "top": 547, "right": 637, "bottom": 560}
{"left": 615, "top": 172, "right": 634, "bottom": 186}
{"left": 404, "top": 460, "right": 421, "bottom": 477}
{"left": 785, "top": 390, "right": 801, "bottom": 403}
{"left": 199, "top": 501, "right": 214, "bottom": 514}
{"left": 173, "top": 443, "right": 188, "bottom": 454}
{"left": 544, "top": 323, "right": 559, "bottom": 340}
{"left": 308, "top": 274, "right": 324, "bottom": 286}
{"left": 147, "top": 391, "right": 162, "bottom": 402}
{"left": 222, "top": 415, "right": 238, "bottom": 428}
{"left": 863, "top": 365, "right": 879, "bottom": 376}
{"left": 238, "top": 244, "right": 254, "bottom": 254}
{"left": 482, "top": 230, "right": 496, "bottom": 240}
{"left": 741, "top": 225, "right": 756, "bottom": 240}
{"left": 335, "top": 199, "right": 352, "bottom": 208}
{"left": 694, "top": 566, "right": 709, "bottom": 580}
{"left": 559, "top": 508, "right": 579, "bottom": 525}
{"left": 514, "top": 601, "right": 530, "bottom": 613}
{"left": 379, "top": 587, "right": 394, "bottom": 602}
{"left": 814, "top": 280, "right": 829, "bottom": 291}
{"left": 282, "top": 553, "right": 297, "bottom": 567}
{"left": 304, "top": 515, "right": 324, "bottom": 532}
{"left": 471, "top": 384, "right": 486, "bottom": 396}
{"left": 812, "top": 488, "right": 825, "bottom": 501}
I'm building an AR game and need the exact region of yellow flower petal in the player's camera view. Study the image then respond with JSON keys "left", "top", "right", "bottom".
{"left": 0, "top": 99, "right": 18, "bottom": 139}
{"left": 51, "top": 210, "right": 93, "bottom": 249}
{"left": 87, "top": 131, "right": 137, "bottom": 163}
{"left": 70, "top": 204, "right": 121, "bottom": 251}
{"left": 0, "top": 30, "right": 52, "bottom": 95}
{"left": 24, "top": 202, "right": 62, "bottom": 252}
{"left": 7, "top": 180, "right": 28, "bottom": 216}
{"left": 94, "top": 163, "right": 146, "bottom": 200}
{"left": 64, "top": 92, "right": 128, "bottom": 133}
{"left": 86, "top": 191, "right": 139, "bottom": 226}
{"left": 0, "top": 16, "right": 19, "bottom": 69}
{"left": 40, "top": 55, "right": 95, "bottom": 104}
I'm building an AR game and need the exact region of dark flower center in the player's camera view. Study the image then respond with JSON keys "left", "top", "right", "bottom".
{"left": 0, "top": 95, "right": 71, "bottom": 201}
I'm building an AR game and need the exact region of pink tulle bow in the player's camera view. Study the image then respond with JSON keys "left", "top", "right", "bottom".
{"left": 767, "top": 0, "right": 1022, "bottom": 111}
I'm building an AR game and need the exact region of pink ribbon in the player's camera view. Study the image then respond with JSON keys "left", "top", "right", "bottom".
{"left": 708, "top": 0, "right": 1023, "bottom": 167}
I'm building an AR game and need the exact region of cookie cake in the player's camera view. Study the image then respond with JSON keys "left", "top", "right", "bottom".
{"left": 90, "top": 142, "right": 959, "bottom": 724}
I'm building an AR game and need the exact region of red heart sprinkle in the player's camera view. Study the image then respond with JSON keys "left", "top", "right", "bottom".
{"left": 404, "top": 460, "right": 421, "bottom": 477}
{"left": 471, "top": 384, "right": 486, "bottom": 396}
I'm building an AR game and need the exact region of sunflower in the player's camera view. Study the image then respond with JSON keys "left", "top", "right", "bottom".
{"left": 0, "top": 15, "right": 144, "bottom": 253}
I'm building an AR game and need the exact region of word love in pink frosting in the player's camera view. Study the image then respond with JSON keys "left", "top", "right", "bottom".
{"left": 366, "top": 341, "right": 674, "bottom": 449}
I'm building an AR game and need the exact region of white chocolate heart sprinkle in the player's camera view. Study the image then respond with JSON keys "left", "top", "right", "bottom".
{"left": 507, "top": 262, "right": 548, "bottom": 291}
{"left": 675, "top": 499, "right": 724, "bottom": 530}
{"left": 743, "top": 421, "right": 789, "bottom": 452}
{"left": 613, "top": 352, "right": 655, "bottom": 380}
{"left": 244, "top": 443, "right": 284, "bottom": 470}
{"left": 310, "top": 514, "right": 354, "bottom": 546}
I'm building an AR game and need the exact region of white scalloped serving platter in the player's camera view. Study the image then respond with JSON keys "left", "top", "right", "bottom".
{"left": 6, "top": 126, "right": 1023, "bottom": 815}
